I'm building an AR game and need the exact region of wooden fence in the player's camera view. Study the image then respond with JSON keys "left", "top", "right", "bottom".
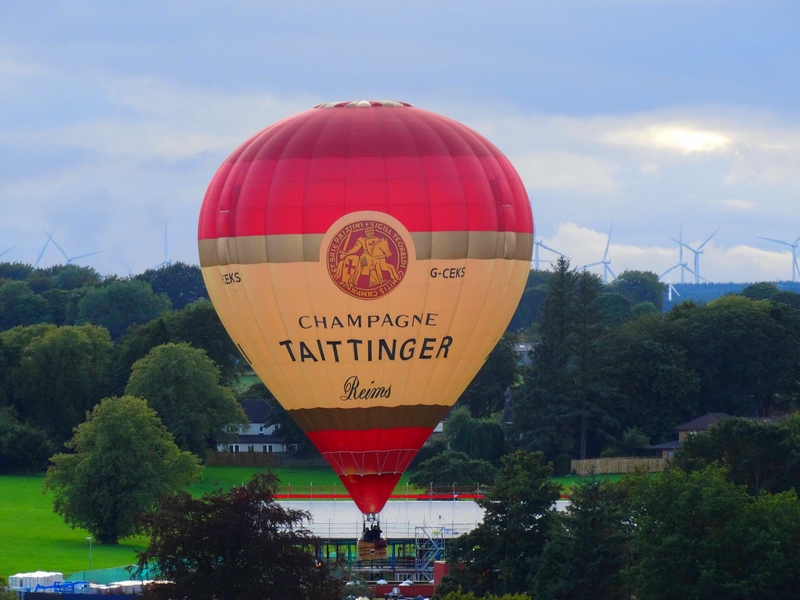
{"left": 570, "top": 457, "right": 667, "bottom": 476}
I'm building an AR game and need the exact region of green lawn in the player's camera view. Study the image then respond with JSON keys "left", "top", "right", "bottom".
{"left": 0, "top": 475, "right": 147, "bottom": 577}
{"left": 0, "top": 467, "right": 621, "bottom": 577}
{"left": 552, "top": 473, "right": 625, "bottom": 494}
{"left": 235, "top": 372, "right": 261, "bottom": 393}
{"left": 191, "top": 465, "right": 419, "bottom": 496}
{"left": 0, "top": 466, "right": 414, "bottom": 576}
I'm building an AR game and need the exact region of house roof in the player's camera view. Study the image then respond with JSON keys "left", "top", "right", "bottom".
{"left": 675, "top": 413, "right": 731, "bottom": 432}
{"left": 647, "top": 440, "right": 682, "bottom": 450}
{"left": 237, "top": 434, "right": 284, "bottom": 444}
{"left": 239, "top": 398, "right": 270, "bottom": 424}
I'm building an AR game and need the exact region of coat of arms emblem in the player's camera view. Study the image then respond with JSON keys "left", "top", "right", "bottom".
{"left": 327, "top": 220, "right": 408, "bottom": 300}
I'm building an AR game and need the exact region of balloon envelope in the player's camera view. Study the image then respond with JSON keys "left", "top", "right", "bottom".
{"left": 198, "top": 100, "right": 533, "bottom": 514}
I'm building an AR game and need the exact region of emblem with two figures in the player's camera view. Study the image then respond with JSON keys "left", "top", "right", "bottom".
{"left": 327, "top": 220, "right": 408, "bottom": 300}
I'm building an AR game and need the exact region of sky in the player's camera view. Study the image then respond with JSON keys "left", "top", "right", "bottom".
{"left": 1, "top": 1, "right": 798, "bottom": 283}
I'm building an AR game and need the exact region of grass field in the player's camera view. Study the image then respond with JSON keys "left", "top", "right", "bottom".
{"left": 552, "top": 473, "right": 625, "bottom": 493}
{"left": 235, "top": 372, "right": 261, "bottom": 393}
{"left": 0, "top": 466, "right": 415, "bottom": 576}
{"left": 0, "top": 474, "right": 148, "bottom": 577}
{"left": 0, "top": 467, "right": 625, "bottom": 577}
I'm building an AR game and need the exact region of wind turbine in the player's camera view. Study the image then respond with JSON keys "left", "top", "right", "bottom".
{"left": 34, "top": 230, "right": 55, "bottom": 267}
{"left": 660, "top": 226, "right": 695, "bottom": 284}
{"left": 667, "top": 281, "right": 681, "bottom": 303}
{"left": 153, "top": 222, "right": 171, "bottom": 269}
{"left": 661, "top": 270, "right": 681, "bottom": 303}
{"left": 49, "top": 233, "right": 102, "bottom": 265}
{"left": 758, "top": 235, "right": 800, "bottom": 282}
{"left": 0, "top": 246, "right": 15, "bottom": 259}
{"left": 583, "top": 225, "right": 616, "bottom": 284}
{"left": 533, "top": 234, "right": 567, "bottom": 270}
{"left": 671, "top": 229, "right": 718, "bottom": 284}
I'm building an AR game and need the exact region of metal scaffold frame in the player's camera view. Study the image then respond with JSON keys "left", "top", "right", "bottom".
{"left": 415, "top": 523, "right": 446, "bottom": 582}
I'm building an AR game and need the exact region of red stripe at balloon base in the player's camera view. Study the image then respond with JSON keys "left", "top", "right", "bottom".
{"left": 306, "top": 427, "right": 432, "bottom": 514}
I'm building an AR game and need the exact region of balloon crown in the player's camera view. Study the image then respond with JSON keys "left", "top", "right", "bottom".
{"left": 314, "top": 100, "right": 414, "bottom": 108}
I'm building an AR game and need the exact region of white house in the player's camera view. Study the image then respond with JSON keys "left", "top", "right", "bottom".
{"left": 217, "top": 398, "right": 290, "bottom": 453}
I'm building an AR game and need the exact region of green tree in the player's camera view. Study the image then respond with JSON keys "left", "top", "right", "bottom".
{"left": 595, "top": 292, "right": 632, "bottom": 327}
{"left": 509, "top": 269, "right": 551, "bottom": 330}
{"left": 459, "top": 334, "right": 517, "bottom": 418}
{"left": 445, "top": 406, "right": 506, "bottom": 464}
{"left": 0, "top": 407, "right": 54, "bottom": 473}
{"left": 436, "top": 451, "right": 561, "bottom": 597}
{"left": 625, "top": 465, "right": 800, "bottom": 600}
{"left": 112, "top": 299, "right": 242, "bottom": 392}
{"left": 532, "top": 479, "right": 632, "bottom": 600}
{"left": 607, "top": 270, "right": 667, "bottom": 311}
{"left": 0, "top": 575, "right": 18, "bottom": 600}
{"left": 40, "top": 287, "right": 86, "bottom": 326}
{"left": 600, "top": 427, "right": 650, "bottom": 458}
{"left": 0, "top": 324, "right": 57, "bottom": 405}
{"left": 513, "top": 257, "right": 578, "bottom": 465}
{"left": 741, "top": 282, "right": 780, "bottom": 300}
{"left": 409, "top": 451, "right": 496, "bottom": 488}
{"left": 675, "top": 295, "right": 800, "bottom": 416}
{"left": 409, "top": 436, "right": 448, "bottom": 468}
{"left": 164, "top": 300, "right": 242, "bottom": 386}
{"left": 51, "top": 264, "right": 101, "bottom": 290}
{"left": 606, "top": 316, "right": 700, "bottom": 444}
{"left": 45, "top": 396, "right": 202, "bottom": 544}
{"left": 135, "top": 262, "right": 208, "bottom": 310}
{"left": 9, "top": 325, "right": 112, "bottom": 442}
{"left": 0, "top": 261, "right": 33, "bottom": 281}
{"left": 125, "top": 343, "right": 246, "bottom": 459}
{"left": 0, "top": 281, "right": 51, "bottom": 330}
{"left": 514, "top": 261, "right": 613, "bottom": 464}
{"left": 630, "top": 301, "right": 657, "bottom": 319}
{"left": 572, "top": 270, "right": 611, "bottom": 460}
{"left": 136, "top": 472, "right": 342, "bottom": 600}
{"left": 772, "top": 290, "right": 800, "bottom": 309}
{"left": 76, "top": 279, "right": 171, "bottom": 339}
{"left": 672, "top": 415, "right": 800, "bottom": 495}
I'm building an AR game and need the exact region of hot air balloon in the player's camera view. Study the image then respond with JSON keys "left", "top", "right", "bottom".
{"left": 198, "top": 100, "right": 533, "bottom": 540}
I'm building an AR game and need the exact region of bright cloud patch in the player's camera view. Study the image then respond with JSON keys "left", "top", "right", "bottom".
{"left": 602, "top": 125, "right": 731, "bottom": 154}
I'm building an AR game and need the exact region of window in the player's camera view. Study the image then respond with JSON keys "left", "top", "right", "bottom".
{"left": 247, "top": 445, "right": 255, "bottom": 452}
{"left": 231, "top": 445, "right": 239, "bottom": 453}
{"left": 268, "top": 445, "right": 273, "bottom": 453}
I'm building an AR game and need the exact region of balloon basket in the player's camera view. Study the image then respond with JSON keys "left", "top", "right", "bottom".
{"left": 357, "top": 539, "right": 388, "bottom": 560}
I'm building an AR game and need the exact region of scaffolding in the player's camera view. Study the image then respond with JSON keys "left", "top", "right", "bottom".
{"left": 414, "top": 523, "right": 446, "bottom": 582}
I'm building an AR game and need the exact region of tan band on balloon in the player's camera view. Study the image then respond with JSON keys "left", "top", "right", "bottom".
{"left": 199, "top": 231, "right": 533, "bottom": 267}
{"left": 288, "top": 405, "right": 452, "bottom": 432}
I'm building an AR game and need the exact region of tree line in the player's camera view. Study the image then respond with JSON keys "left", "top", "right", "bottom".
{"left": 434, "top": 415, "right": 800, "bottom": 600}
{"left": 417, "top": 259, "right": 800, "bottom": 481}
{"left": 0, "top": 262, "right": 252, "bottom": 473}
{"left": 6, "top": 257, "right": 798, "bottom": 479}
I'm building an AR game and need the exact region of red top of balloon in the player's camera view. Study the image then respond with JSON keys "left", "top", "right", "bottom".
{"left": 198, "top": 101, "right": 532, "bottom": 241}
